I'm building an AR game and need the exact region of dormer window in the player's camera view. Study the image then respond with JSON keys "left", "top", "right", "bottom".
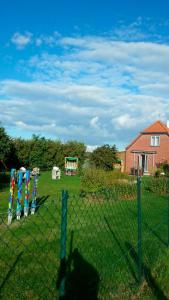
{"left": 151, "top": 136, "right": 160, "bottom": 146}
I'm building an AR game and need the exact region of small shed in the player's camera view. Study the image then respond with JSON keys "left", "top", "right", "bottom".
{"left": 65, "top": 157, "right": 78, "bottom": 175}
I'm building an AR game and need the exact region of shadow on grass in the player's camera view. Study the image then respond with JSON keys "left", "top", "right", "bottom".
{"left": 34, "top": 195, "right": 50, "bottom": 212}
{"left": 0, "top": 251, "right": 23, "bottom": 293}
{"left": 0, "top": 173, "right": 10, "bottom": 191}
{"left": 127, "top": 207, "right": 167, "bottom": 248}
{"left": 7, "top": 195, "right": 50, "bottom": 223}
{"left": 104, "top": 217, "right": 138, "bottom": 284}
{"left": 0, "top": 196, "right": 50, "bottom": 225}
{"left": 57, "top": 231, "right": 100, "bottom": 300}
{"left": 125, "top": 242, "right": 168, "bottom": 300}
{"left": 143, "top": 221, "right": 168, "bottom": 247}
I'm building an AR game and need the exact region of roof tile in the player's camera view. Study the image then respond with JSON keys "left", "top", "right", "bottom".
{"left": 142, "top": 120, "right": 169, "bottom": 133}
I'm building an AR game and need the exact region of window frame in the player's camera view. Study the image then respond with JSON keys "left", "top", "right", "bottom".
{"left": 151, "top": 135, "right": 160, "bottom": 147}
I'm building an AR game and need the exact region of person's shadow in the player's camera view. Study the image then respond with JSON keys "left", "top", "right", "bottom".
{"left": 57, "top": 231, "right": 100, "bottom": 300}
{"left": 66, "top": 248, "right": 100, "bottom": 300}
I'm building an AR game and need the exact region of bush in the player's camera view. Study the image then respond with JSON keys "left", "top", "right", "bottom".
{"left": 162, "top": 163, "right": 169, "bottom": 177}
{"left": 155, "top": 162, "right": 169, "bottom": 177}
{"left": 81, "top": 168, "right": 105, "bottom": 193}
{"left": 81, "top": 168, "right": 136, "bottom": 200}
{"left": 144, "top": 177, "right": 169, "bottom": 195}
{"left": 154, "top": 169, "right": 161, "bottom": 178}
{"left": 99, "top": 182, "right": 136, "bottom": 201}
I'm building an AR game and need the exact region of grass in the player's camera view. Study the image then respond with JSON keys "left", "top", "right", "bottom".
{"left": 0, "top": 171, "right": 169, "bottom": 299}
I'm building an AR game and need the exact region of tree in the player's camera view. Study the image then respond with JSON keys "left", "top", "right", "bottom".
{"left": 14, "top": 136, "right": 65, "bottom": 169}
{"left": 90, "top": 144, "right": 118, "bottom": 170}
{"left": 28, "top": 135, "right": 48, "bottom": 169}
{"left": 10, "top": 134, "right": 87, "bottom": 170}
{"left": 44, "top": 140, "right": 64, "bottom": 169}
{"left": 14, "top": 138, "right": 31, "bottom": 167}
{"left": 63, "top": 141, "right": 86, "bottom": 169}
{"left": 0, "top": 126, "right": 12, "bottom": 169}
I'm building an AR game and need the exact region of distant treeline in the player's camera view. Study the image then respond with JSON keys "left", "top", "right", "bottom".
{"left": 0, "top": 126, "right": 86, "bottom": 170}
{"left": 0, "top": 126, "right": 119, "bottom": 171}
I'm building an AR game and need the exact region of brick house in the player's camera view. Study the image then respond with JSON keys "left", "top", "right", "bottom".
{"left": 125, "top": 121, "right": 169, "bottom": 175}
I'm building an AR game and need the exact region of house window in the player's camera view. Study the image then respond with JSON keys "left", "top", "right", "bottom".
{"left": 151, "top": 136, "right": 160, "bottom": 146}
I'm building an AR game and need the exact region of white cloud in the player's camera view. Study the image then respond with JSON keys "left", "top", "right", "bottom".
{"left": 11, "top": 32, "right": 33, "bottom": 49}
{"left": 3, "top": 31, "right": 169, "bottom": 148}
{"left": 86, "top": 145, "right": 98, "bottom": 152}
{"left": 115, "top": 114, "right": 133, "bottom": 128}
{"left": 35, "top": 34, "right": 57, "bottom": 47}
{"left": 90, "top": 116, "right": 99, "bottom": 128}
{"left": 11, "top": 31, "right": 61, "bottom": 50}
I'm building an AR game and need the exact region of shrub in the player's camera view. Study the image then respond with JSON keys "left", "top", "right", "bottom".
{"left": 155, "top": 162, "right": 169, "bottom": 177}
{"left": 144, "top": 177, "right": 169, "bottom": 195}
{"left": 81, "top": 168, "right": 105, "bottom": 193}
{"left": 162, "top": 163, "right": 169, "bottom": 177}
{"left": 81, "top": 168, "right": 136, "bottom": 200}
{"left": 154, "top": 169, "right": 161, "bottom": 178}
{"left": 99, "top": 182, "right": 136, "bottom": 201}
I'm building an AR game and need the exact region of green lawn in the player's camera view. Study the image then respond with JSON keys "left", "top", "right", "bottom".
{"left": 0, "top": 172, "right": 169, "bottom": 299}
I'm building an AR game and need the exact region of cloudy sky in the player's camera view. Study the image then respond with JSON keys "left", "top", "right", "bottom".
{"left": 1, "top": 0, "right": 169, "bottom": 150}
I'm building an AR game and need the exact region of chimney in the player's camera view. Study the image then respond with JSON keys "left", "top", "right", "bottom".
{"left": 167, "top": 120, "right": 169, "bottom": 128}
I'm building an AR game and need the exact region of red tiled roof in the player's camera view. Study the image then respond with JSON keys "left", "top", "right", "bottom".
{"left": 142, "top": 120, "right": 169, "bottom": 133}
{"left": 126, "top": 120, "right": 169, "bottom": 150}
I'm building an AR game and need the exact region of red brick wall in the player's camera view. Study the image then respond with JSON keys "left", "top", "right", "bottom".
{"left": 125, "top": 133, "right": 169, "bottom": 174}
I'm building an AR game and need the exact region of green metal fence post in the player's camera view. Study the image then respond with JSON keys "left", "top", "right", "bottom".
{"left": 137, "top": 176, "right": 143, "bottom": 283}
{"left": 59, "top": 190, "right": 68, "bottom": 299}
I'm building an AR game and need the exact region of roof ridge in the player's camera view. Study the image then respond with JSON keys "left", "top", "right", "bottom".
{"left": 142, "top": 120, "right": 169, "bottom": 133}
{"left": 126, "top": 120, "right": 169, "bottom": 150}
{"left": 158, "top": 120, "right": 169, "bottom": 131}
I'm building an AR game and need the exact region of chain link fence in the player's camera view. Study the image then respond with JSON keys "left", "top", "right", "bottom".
{"left": 0, "top": 176, "right": 169, "bottom": 299}
{"left": 0, "top": 198, "right": 60, "bottom": 300}
{"left": 60, "top": 177, "right": 169, "bottom": 300}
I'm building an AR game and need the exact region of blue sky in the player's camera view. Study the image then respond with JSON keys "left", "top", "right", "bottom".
{"left": 1, "top": 0, "right": 169, "bottom": 150}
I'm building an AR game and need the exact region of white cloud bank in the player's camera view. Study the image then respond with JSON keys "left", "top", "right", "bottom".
{"left": 2, "top": 32, "right": 169, "bottom": 149}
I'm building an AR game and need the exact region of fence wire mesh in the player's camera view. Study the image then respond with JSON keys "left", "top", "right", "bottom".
{"left": 0, "top": 173, "right": 169, "bottom": 300}
{"left": 140, "top": 177, "right": 169, "bottom": 299}
{"left": 62, "top": 177, "right": 169, "bottom": 300}
{"left": 0, "top": 198, "right": 60, "bottom": 300}
{"left": 65, "top": 182, "right": 138, "bottom": 299}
